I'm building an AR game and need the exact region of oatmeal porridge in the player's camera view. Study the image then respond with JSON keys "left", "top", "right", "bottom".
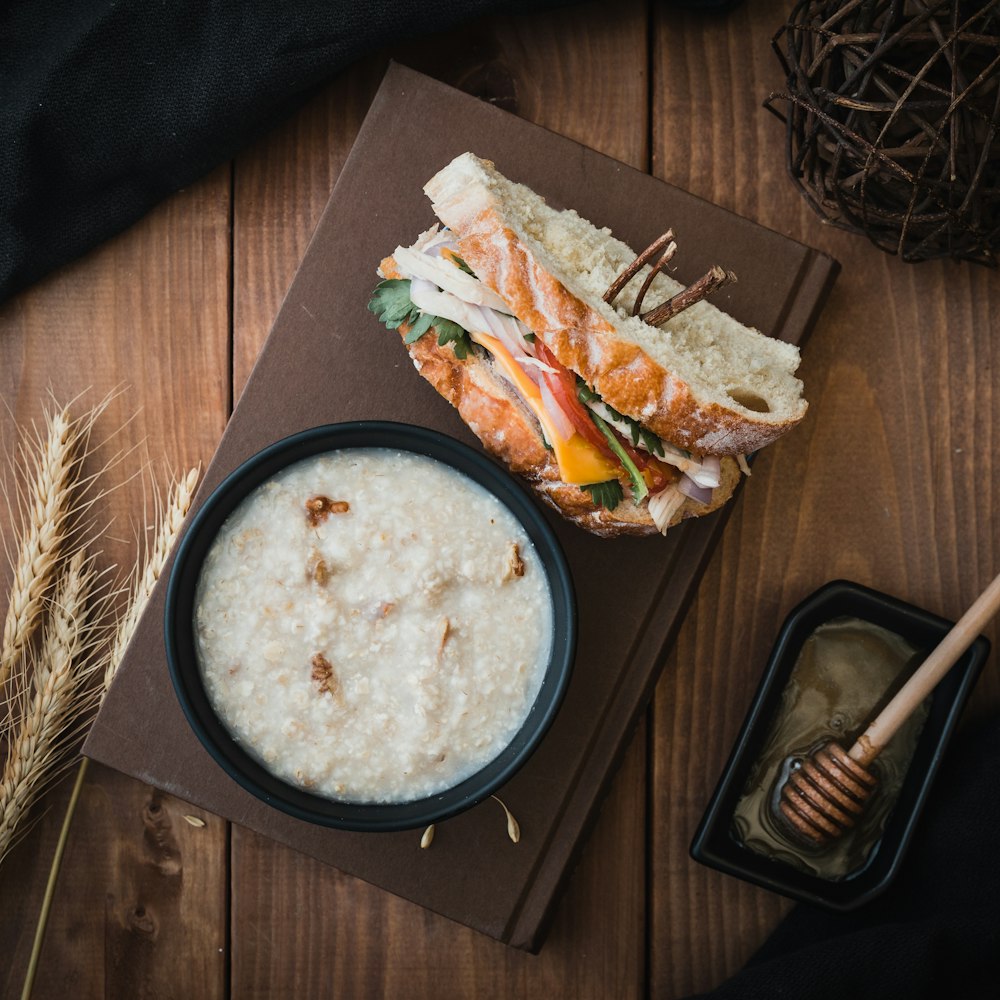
{"left": 194, "top": 448, "right": 554, "bottom": 803}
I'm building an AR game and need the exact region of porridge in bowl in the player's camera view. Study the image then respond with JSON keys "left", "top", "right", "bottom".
{"left": 194, "top": 448, "right": 554, "bottom": 804}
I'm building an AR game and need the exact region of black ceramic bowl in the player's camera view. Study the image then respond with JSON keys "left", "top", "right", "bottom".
{"left": 165, "top": 422, "right": 576, "bottom": 833}
{"left": 691, "top": 580, "right": 989, "bottom": 910}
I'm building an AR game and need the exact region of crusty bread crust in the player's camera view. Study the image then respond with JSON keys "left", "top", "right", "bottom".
{"left": 451, "top": 213, "right": 778, "bottom": 455}
{"left": 380, "top": 256, "right": 739, "bottom": 537}
{"left": 425, "top": 155, "right": 807, "bottom": 456}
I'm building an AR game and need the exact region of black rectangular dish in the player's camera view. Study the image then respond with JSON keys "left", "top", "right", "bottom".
{"left": 691, "top": 579, "right": 990, "bottom": 910}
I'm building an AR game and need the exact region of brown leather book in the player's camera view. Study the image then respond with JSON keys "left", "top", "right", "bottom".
{"left": 85, "top": 62, "right": 838, "bottom": 952}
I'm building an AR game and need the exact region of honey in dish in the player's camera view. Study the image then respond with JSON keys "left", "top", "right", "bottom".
{"left": 732, "top": 616, "right": 930, "bottom": 880}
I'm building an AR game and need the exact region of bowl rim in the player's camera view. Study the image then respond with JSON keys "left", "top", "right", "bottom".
{"left": 164, "top": 420, "right": 576, "bottom": 832}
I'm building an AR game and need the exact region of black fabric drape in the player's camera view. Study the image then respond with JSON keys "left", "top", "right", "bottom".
{"left": 692, "top": 716, "right": 1000, "bottom": 999}
{"left": 0, "top": 0, "right": 569, "bottom": 303}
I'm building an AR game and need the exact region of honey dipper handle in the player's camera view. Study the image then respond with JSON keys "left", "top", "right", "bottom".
{"left": 849, "top": 571, "right": 1000, "bottom": 767}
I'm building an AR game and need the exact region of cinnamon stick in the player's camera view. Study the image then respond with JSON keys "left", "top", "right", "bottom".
{"left": 632, "top": 240, "right": 677, "bottom": 316}
{"left": 602, "top": 230, "right": 675, "bottom": 305}
{"left": 641, "top": 265, "right": 736, "bottom": 326}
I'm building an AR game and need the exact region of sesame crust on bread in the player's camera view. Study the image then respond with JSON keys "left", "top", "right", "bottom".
{"left": 424, "top": 153, "right": 807, "bottom": 457}
{"left": 380, "top": 255, "right": 739, "bottom": 537}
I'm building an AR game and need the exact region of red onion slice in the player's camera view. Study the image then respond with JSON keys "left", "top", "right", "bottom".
{"left": 518, "top": 356, "right": 559, "bottom": 375}
{"left": 408, "top": 279, "right": 483, "bottom": 333}
{"left": 687, "top": 455, "right": 721, "bottom": 488}
{"left": 677, "top": 474, "right": 713, "bottom": 504}
{"left": 394, "top": 245, "right": 509, "bottom": 311}
{"left": 411, "top": 224, "right": 443, "bottom": 253}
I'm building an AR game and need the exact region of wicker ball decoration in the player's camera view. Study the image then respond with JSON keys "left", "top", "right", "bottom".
{"left": 766, "top": 0, "right": 1000, "bottom": 265}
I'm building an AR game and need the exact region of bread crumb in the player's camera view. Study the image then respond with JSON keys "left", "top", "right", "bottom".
{"left": 311, "top": 652, "right": 340, "bottom": 699}
{"left": 502, "top": 542, "right": 525, "bottom": 582}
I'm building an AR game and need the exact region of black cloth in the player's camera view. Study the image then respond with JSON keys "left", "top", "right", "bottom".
{"left": 694, "top": 716, "right": 1000, "bottom": 999}
{"left": 0, "top": 0, "right": 571, "bottom": 304}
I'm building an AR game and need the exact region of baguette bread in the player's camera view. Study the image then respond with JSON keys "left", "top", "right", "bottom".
{"left": 372, "top": 153, "right": 807, "bottom": 538}
{"left": 425, "top": 153, "right": 806, "bottom": 456}
{"left": 380, "top": 256, "right": 740, "bottom": 537}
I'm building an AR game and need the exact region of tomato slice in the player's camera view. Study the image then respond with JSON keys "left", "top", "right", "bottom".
{"left": 609, "top": 428, "right": 672, "bottom": 491}
{"left": 534, "top": 341, "right": 673, "bottom": 492}
{"left": 638, "top": 454, "right": 671, "bottom": 492}
{"left": 534, "top": 343, "right": 616, "bottom": 459}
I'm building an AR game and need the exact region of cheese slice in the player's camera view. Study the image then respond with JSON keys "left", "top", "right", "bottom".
{"left": 471, "top": 332, "right": 618, "bottom": 485}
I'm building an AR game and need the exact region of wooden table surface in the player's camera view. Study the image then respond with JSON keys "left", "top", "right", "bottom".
{"left": 2, "top": 1, "right": 997, "bottom": 996}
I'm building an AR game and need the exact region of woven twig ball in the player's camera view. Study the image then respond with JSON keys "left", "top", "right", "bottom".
{"left": 767, "top": 0, "right": 1000, "bottom": 265}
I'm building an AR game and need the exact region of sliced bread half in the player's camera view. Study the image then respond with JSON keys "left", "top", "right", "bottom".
{"left": 425, "top": 153, "right": 807, "bottom": 457}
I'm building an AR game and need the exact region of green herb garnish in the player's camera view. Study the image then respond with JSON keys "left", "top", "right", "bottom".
{"left": 402, "top": 311, "right": 435, "bottom": 343}
{"left": 637, "top": 425, "right": 665, "bottom": 458}
{"left": 368, "top": 278, "right": 473, "bottom": 359}
{"left": 589, "top": 411, "right": 649, "bottom": 502}
{"left": 522, "top": 331, "right": 536, "bottom": 343}
{"left": 368, "top": 278, "right": 419, "bottom": 329}
{"left": 581, "top": 480, "right": 624, "bottom": 510}
{"left": 576, "top": 378, "right": 664, "bottom": 457}
{"left": 431, "top": 317, "right": 471, "bottom": 359}
{"left": 575, "top": 379, "right": 651, "bottom": 499}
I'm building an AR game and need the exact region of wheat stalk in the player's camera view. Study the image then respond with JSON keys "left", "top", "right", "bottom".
{"left": 105, "top": 466, "right": 198, "bottom": 693}
{"left": 0, "top": 462, "right": 199, "bottom": 866}
{"left": 0, "top": 550, "right": 102, "bottom": 861}
{"left": 0, "top": 408, "right": 86, "bottom": 690}
{"left": 0, "top": 396, "right": 198, "bottom": 999}
{"left": 14, "top": 462, "right": 199, "bottom": 1000}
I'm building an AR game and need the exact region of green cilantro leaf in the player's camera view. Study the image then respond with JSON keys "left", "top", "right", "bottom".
{"left": 368, "top": 279, "right": 419, "bottom": 330}
{"left": 640, "top": 427, "right": 665, "bottom": 457}
{"left": 370, "top": 279, "right": 473, "bottom": 359}
{"left": 581, "top": 480, "right": 624, "bottom": 510}
{"left": 434, "top": 318, "right": 471, "bottom": 359}
{"left": 522, "top": 331, "right": 536, "bottom": 343}
{"left": 402, "top": 311, "right": 435, "bottom": 344}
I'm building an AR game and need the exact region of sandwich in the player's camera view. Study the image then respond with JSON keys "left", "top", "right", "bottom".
{"left": 369, "top": 153, "right": 807, "bottom": 537}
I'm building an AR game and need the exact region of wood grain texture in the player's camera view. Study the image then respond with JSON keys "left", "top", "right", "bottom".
{"left": 231, "top": 57, "right": 390, "bottom": 395}
{"left": 2, "top": 0, "right": 998, "bottom": 994}
{"left": 230, "top": 730, "right": 646, "bottom": 1000}
{"left": 228, "top": 2, "right": 650, "bottom": 996}
{"left": 0, "top": 168, "right": 231, "bottom": 999}
{"left": 649, "top": 0, "right": 999, "bottom": 995}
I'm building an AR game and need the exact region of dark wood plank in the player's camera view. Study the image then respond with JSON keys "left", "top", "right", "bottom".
{"left": 0, "top": 169, "right": 232, "bottom": 999}
{"left": 229, "top": 732, "right": 646, "bottom": 999}
{"left": 228, "top": 2, "right": 650, "bottom": 994}
{"left": 649, "top": 1, "right": 1000, "bottom": 995}
{"left": 231, "top": 59, "right": 389, "bottom": 395}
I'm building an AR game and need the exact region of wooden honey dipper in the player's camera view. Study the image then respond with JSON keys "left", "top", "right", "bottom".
{"left": 777, "top": 571, "right": 1000, "bottom": 846}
